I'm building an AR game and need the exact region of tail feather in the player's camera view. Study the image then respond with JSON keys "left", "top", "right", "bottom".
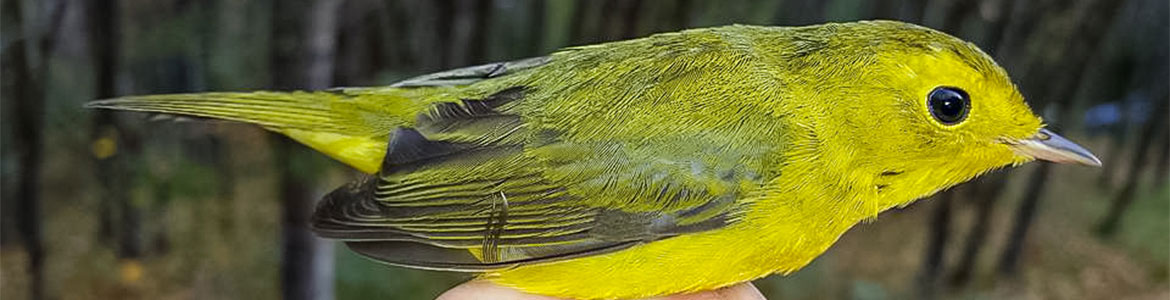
{"left": 86, "top": 92, "right": 350, "bottom": 131}
{"left": 87, "top": 91, "right": 403, "bottom": 173}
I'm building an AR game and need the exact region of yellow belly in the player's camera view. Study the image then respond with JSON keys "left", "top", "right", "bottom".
{"left": 483, "top": 208, "right": 855, "bottom": 299}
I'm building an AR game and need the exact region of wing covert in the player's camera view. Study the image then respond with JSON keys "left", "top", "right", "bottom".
{"left": 310, "top": 87, "right": 759, "bottom": 271}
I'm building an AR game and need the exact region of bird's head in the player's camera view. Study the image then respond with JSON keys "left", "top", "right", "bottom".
{"left": 797, "top": 21, "right": 1099, "bottom": 211}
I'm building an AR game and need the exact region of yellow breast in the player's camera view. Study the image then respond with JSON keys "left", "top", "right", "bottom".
{"left": 483, "top": 180, "right": 862, "bottom": 299}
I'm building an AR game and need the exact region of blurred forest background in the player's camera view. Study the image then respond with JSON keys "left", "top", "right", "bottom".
{"left": 1, "top": 0, "right": 1167, "bottom": 299}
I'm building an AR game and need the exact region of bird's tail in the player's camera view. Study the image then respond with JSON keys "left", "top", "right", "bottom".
{"left": 87, "top": 90, "right": 413, "bottom": 173}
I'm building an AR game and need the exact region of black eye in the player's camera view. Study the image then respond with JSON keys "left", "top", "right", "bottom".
{"left": 927, "top": 86, "right": 970, "bottom": 125}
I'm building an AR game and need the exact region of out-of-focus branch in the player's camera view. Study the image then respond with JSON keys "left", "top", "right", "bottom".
{"left": 1096, "top": 89, "right": 1169, "bottom": 236}
{"left": 3, "top": 0, "right": 67, "bottom": 299}
{"left": 1152, "top": 132, "right": 1170, "bottom": 187}
{"left": 774, "top": 0, "right": 829, "bottom": 25}
{"left": 917, "top": 191, "right": 956, "bottom": 299}
{"left": 271, "top": 0, "right": 341, "bottom": 299}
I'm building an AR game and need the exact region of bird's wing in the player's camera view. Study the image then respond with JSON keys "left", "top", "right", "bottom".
{"left": 390, "top": 57, "right": 550, "bottom": 87}
{"left": 311, "top": 86, "right": 770, "bottom": 271}
{"left": 316, "top": 56, "right": 550, "bottom": 92}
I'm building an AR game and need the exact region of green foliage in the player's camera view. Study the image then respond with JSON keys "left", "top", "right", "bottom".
{"left": 1116, "top": 185, "right": 1170, "bottom": 279}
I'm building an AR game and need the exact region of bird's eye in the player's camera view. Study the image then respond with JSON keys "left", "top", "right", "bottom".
{"left": 927, "top": 86, "right": 970, "bottom": 125}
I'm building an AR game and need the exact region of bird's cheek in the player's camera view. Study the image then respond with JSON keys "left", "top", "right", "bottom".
{"left": 985, "top": 143, "right": 1031, "bottom": 168}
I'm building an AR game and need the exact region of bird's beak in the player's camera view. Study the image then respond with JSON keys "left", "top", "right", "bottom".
{"left": 1005, "top": 128, "right": 1101, "bottom": 167}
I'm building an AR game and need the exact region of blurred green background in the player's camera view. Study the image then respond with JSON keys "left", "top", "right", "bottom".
{"left": 1, "top": 0, "right": 1167, "bottom": 299}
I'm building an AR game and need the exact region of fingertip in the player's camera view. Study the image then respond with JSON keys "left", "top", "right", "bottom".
{"left": 437, "top": 281, "right": 765, "bottom": 300}
{"left": 437, "top": 280, "right": 562, "bottom": 300}
{"left": 714, "top": 282, "right": 765, "bottom": 300}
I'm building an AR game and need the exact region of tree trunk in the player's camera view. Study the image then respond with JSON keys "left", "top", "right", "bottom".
{"left": 601, "top": 0, "right": 643, "bottom": 40}
{"left": 672, "top": 0, "right": 694, "bottom": 30}
{"left": 1096, "top": 93, "right": 1169, "bottom": 236}
{"left": 774, "top": 0, "right": 829, "bottom": 25}
{"left": 997, "top": 164, "right": 1051, "bottom": 275}
{"left": 1095, "top": 105, "right": 1130, "bottom": 189}
{"left": 468, "top": 0, "right": 493, "bottom": 64}
{"left": 528, "top": 0, "right": 547, "bottom": 55}
{"left": 998, "top": 0, "right": 1126, "bottom": 274}
{"left": 570, "top": 0, "right": 603, "bottom": 45}
{"left": 917, "top": 191, "right": 955, "bottom": 299}
{"left": 3, "top": 1, "right": 45, "bottom": 298}
{"left": 89, "top": 0, "right": 148, "bottom": 264}
{"left": 4, "top": 1, "right": 67, "bottom": 298}
{"left": 948, "top": 172, "right": 1009, "bottom": 286}
{"left": 1153, "top": 131, "right": 1170, "bottom": 187}
{"left": 434, "top": 0, "right": 457, "bottom": 68}
{"left": 271, "top": 0, "right": 341, "bottom": 299}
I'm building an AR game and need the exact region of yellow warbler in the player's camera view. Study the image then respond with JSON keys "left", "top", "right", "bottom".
{"left": 89, "top": 20, "right": 1100, "bottom": 299}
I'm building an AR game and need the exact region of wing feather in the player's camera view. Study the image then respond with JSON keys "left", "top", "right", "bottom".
{"left": 311, "top": 108, "right": 753, "bottom": 270}
{"left": 311, "top": 50, "right": 776, "bottom": 270}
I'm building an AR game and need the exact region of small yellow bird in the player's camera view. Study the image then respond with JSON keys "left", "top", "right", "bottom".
{"left": 89, "top": 20, "right": 1100, "bottom": 299}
